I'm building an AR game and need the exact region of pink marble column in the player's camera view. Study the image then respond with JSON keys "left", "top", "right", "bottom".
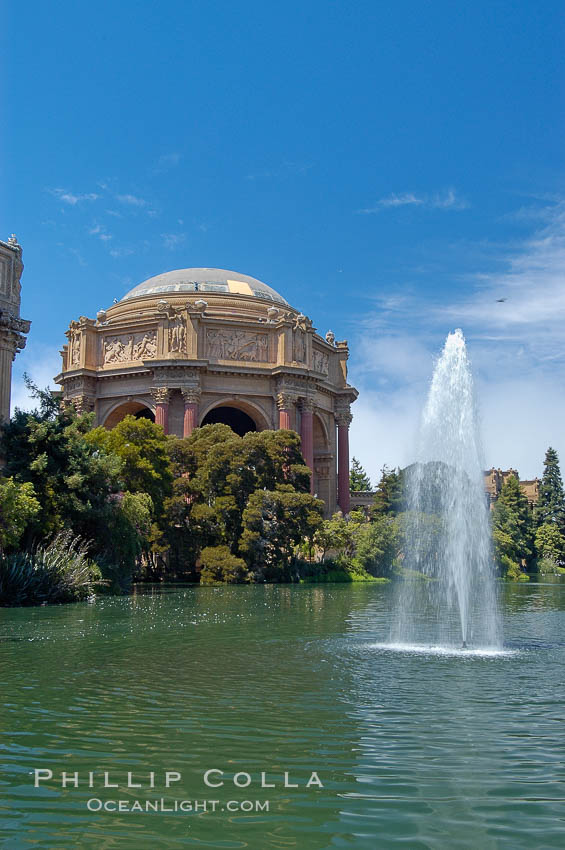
{"left": 300, "top": 398, "right": 315, "bottom": 494}
{"left": 151, "top": 387, "right": 170, "bottom": 434}
{"left": 336, "top": 410, "right": 352, "bottom": 514}
{"left": 276, "top": 392, "right": 295, "bottom": 430}
{"left": 182, "top": 388, "right": 201, "bottom": 438}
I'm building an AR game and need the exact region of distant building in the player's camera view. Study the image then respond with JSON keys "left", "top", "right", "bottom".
{"left": 0, "top": 235, "right": 30, "bottom": 422}
{"left": 55, "top": 267, "right": 358, "bottom": 516}
{"left": 352, "top": 467, "right": 541, "bottom": 514}
{"left": 484, "top": 467, "right": 540, "bottom": 508}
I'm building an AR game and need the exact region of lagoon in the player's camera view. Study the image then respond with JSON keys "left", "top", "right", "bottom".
{"left": 2, "top": 582, "right": 565, "bottom": 849}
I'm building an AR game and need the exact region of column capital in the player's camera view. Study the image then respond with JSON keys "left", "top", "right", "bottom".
{"left": 181, "top": 387, "right": 201, "bottom": 405}
{"left": 150, "top": 386, "right": 171, "bottom": 405}
{"left": 335, "top": 409, "right": 352, "bottom": 428}
{"left": 276, "top": 391, "right": 297, "bottom": 410}
{"left": 300, "top": 396, "right": 315, "bottom": 413}
{"left": 71, "top": 395, "right": 96, "bottom": 415}
{"left": 0, "top": 312, "right": 31, "bottom": 360}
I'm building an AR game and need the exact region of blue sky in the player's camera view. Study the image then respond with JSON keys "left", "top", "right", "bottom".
{"left": 3, "top": 0, "right": 564, "bottom": 481}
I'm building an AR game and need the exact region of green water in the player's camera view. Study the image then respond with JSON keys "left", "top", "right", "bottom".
{"left": 2, "top": 582, "right": 565, "bottom": 849}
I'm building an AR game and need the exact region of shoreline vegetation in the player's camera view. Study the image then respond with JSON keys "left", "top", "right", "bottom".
{"left": 1, "top": 382, "right": 565, "bottom": 607}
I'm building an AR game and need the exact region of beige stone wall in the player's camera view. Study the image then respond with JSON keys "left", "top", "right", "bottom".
{"left": 484, "top": 467, "right": 540, "bottom": 507}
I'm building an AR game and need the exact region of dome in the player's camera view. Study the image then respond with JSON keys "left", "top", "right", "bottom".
{"left": 121, "top": 268, "right": 289, "bottom": 306}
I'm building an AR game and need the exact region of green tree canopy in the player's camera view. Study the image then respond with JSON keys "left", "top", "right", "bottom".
{"left": 239, "top": 487, "right": 324, "bottom": 581}
{"left": 1, "top": 383, "right": 122, "bottom": 546}
{"left": 536, "top": 447, "right": 565, "bottom": 530}
{"left": 349, "top": 457, "right": 372, "bottom": 491}
{"left": 371, "top": 465, "right": 403, "bottom": 517}
{"left": 162, "top": 425, "right": 313, "bottom": 578}
{"left": 0, "top": 477, "right": 40, "bottom": 553}
{"left": 535, "top": 522, "right": 565, "bottom": 571}
{"left": 86, "top": 415, "right": 173, "bottom": 517}
{"left": 492, "top": 474, "right": 534, "bottom": 580}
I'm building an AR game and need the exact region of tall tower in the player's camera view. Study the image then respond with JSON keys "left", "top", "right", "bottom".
{"left": 0, "top": 235, "right": 31, "bottom": 421}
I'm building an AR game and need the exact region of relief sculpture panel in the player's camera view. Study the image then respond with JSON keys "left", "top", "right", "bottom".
{"left": 206, "top": 329, "right": 270, "bottom": 362}
{"left": 293, "top": 329, "right": 306, "bottom": 362}
{"left": 312, "top": 349, "right": 329, "bottom": 375}
{"left": 168, "top": 315, "right": 187, "bottom": 354}
{"left": 103, "top": 330, "right": 157, "bottom": 364}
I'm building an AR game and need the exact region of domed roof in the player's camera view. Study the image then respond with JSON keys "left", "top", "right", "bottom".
{"left": 121, "top": 268, "right": 289, "bottom": 306}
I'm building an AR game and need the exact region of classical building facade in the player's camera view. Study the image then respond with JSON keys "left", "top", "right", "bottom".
{"left": 0, "top": 235, "right": 30, "bottom": 422}
{"left": 484, "top": 467, "right": 540, "bottom": 508}
{"left": 55, "top": 268, "right": 358, "bottom": 516}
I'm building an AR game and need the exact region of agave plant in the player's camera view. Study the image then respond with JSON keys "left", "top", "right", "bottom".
{"left": 0, "top": 531, "right": 103, "bottom": 607}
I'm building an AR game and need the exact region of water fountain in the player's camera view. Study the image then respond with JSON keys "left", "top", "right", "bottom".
{"left": 389, "top": 329, "right": 503, "bottom": 653}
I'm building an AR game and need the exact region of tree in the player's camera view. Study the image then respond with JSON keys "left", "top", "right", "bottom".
{"left": 492, "top": 474, "right": 534, "bottom": 580}
{"left": 349, "top": 457, "right": 372, "bottom": 491}
{"left": 86, "top": 415, "right": 172, "bottom": 518}
{"left": 1, "top": 383, "right": 122, "bottom": 546}
{"left": 313, "top": 513, "right": 358, "bottom": 563}
{"left": 536, "top": 447, "right": 565, "bottom": 531}
{"left": 199, "top": 546, "right": 247, "bottom": 585}
{"left": 352, "top": 515, "right": 400, "bottom": 577}
{"left": 162, "top": 426, "right": 312, "bottom": 576}
{"left": 535, "top": 522, "right": 565, "bottom": 574}
{"left": 371, "top": 465, "right": 403, "bottom": 517}
{"left": 239, "top": 487, "right": 324, "bottom": 581}
{"left": 0, "top": 477, "right": 40, "bottom": 553}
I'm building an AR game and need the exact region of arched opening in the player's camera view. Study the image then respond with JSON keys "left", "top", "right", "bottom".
{"left": 201, "top": 405, "right": 257, "bottom": 437}
{"left": 134, "top": 408, "right": 155, "bottom": 422}
{"left": 103, "top": 401, "right": 155, "bottom": 430}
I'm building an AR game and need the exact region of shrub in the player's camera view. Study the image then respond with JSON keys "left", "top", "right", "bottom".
{"left": 0, "top": 531, "right": 102, "bottom": 607}
{"left": 199, "top": 546, "right": 247, "bottom": 585}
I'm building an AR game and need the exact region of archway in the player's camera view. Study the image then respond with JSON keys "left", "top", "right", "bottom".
{"left": 201, "top": 405, "right": 257, "bottom": 437}
{"left": 103, "top": 400, "right": 155, "bottom": 429}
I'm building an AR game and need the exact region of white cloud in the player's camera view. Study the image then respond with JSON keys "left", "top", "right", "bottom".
{"left": 443, "top": 201, "right": 565, "bottom": 339}
{"left": 49, "top": 188, "right": 100, "bottom": 205}
{"left": 155, "top": 152, "right": 181, "bottom": 173}
{"left": 358, "top": 187, "right": 468, "bottom": 214}
{"left": 349, "top": 199, "right": 565, "bottom": 482}
{"left": 349, "top": 386, "right": 423, "bottom": 484}
{"left": 116, "top": 193, "right": 148, "bottom": 207}
{"left": 109, "top": 246, "right": 135, "bottom": 258}
{"left": 88, "top": 223, "right": 112, "bottom": 242}
{"left": 10, "top": 344, "right": 61, "bottom": 415}
{"left": 161, "top": 232, "right": 186, "bottom": 250}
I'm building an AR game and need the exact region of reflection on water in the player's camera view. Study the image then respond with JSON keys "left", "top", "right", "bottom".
{"left": 1, "top": 581, "right": 565, "bottom": 849}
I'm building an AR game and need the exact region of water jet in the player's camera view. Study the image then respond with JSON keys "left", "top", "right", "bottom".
{"left": 390, "top": 329, "right": 502, "bottom": 651}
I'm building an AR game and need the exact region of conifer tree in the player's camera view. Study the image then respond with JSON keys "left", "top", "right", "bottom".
{"left": 536, "top": 447, "right": 565, "bottom": 530}
{"left": 349, "top": 457, "right": 372, "bottom": 491}
{"left": 492, "top": 474, "right": 535, "bottom": 578}
{"left": 371, "top": 465, "right": 403, "bottom": 517}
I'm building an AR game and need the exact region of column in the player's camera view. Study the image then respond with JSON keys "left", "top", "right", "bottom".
{"left": 0, "top": 319, "right": 29, "bottom": 423}
{"left": 181, "top": 388, "right": 201, "bottom": 438}
{"left": 151, "top": 387, "right": 170, "bottom": 434}
{"left": 336, "top": 409, "right": 352, "bottom": 514}
{"left": 0, "top": 341, "right": 14, "bottom": 423}
{"left": 276, "top": 391, "right": 295, "bottom": 430}
{"left": 300, "top": 398, "right": 315, "bottom": 494}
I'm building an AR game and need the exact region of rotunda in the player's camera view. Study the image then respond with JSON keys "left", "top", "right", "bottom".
{"left": 55, "top": 267, "right": 358, "bottom": 515}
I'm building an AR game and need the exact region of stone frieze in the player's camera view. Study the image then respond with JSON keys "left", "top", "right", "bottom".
{"left": 103, "top": 330, "right": 157, "bottom": 364}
